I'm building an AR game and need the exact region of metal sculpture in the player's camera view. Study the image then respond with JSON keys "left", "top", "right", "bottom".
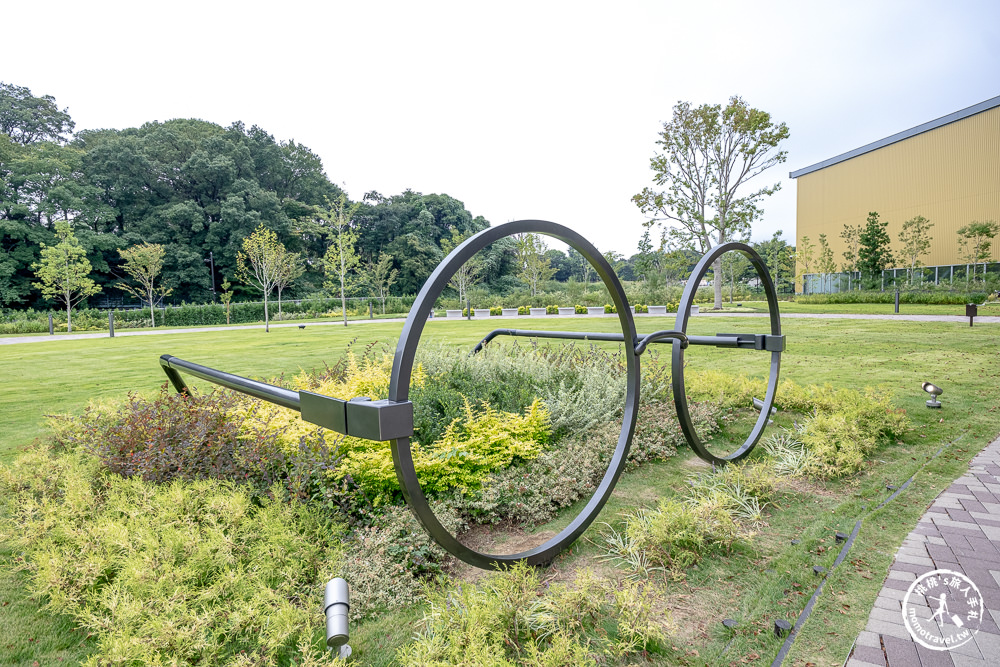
{"left": 159, "top": 219, "right": 784, "bottom": 571}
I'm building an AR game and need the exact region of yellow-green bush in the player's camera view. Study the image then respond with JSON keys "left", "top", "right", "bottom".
{"left": 0, "top": 446, "right": 345, "bottom": 666}
{"left": 626, "top": 498, "right": 740, "bottom": 571}
{"left": 397, "top": 562, "right": 669, "bottom": 665}
{"left": 338, "top": 398, "right": 551, "bottom": 502}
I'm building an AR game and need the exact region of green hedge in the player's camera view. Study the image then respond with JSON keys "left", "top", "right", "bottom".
{"left": 795, "top": 290, "right": 992, "bottom": 305}
{"left": 1, "top": 296, "right": 416, "bottom": 334}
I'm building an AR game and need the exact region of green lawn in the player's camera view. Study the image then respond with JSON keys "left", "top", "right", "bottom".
{"left": 2, "top": 315, "right": 999, "bottom": 665}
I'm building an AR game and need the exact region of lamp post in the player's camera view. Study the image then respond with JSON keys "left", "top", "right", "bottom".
{"left": 205, "top": 251, "right": 216, "bottom": 301}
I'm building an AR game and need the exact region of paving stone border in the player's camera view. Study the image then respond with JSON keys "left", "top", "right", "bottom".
{"left": 846, "top": 435, "right": 1000, "bottom": 667}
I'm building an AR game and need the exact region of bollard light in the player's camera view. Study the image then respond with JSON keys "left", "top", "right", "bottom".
{"left": 324, "top": 578, "right": 351, "bottom": 658}
{"left": 774, "top": 619, "right": 792, "bottom": 637}
{"left": 922, "top": 382, "right": 943, "bottom": 409}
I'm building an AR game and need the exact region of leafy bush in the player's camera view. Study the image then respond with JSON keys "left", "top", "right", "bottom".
{"left": 628, "top": 401, "right": 720, "bottom": 466}
{"left": 0, "top": 447, "right": 345, "bottom": 666}
{"left": 340, "top": 503, "right": 466, "bottom": 619}
{"left": 574, "top": 304, "right": 587, "bottom": 314}
{"left": 54, "top": 387, "right": 286, "bottom": 487}
{"left": 338, "top": 398, "right": 551, "bottom": 502}
{"left": 633, "top": 303, "right": 648, "bottom": 313}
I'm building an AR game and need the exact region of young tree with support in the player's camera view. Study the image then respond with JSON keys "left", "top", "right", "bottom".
{"left": 440, "top": 228, "right": 479, "bottom": 305}
{"left": 795, "top": 235, "right": 815, "bottom": 293}
{"left": 957, "top": 220, "right": 999, "bottom": 284}
{"left": 633, "top": 96, "right": 789, "bottom": 309}
{"left": 898, "top": 215, "right": 934, "bottom": 285}
{"left": 817, "top": 234, "right": 837, "bottom": 292}
{"left": 857, "top": 212, "right": 894, "bottom": 289}
{"left": 237, "top": 225, "right": 284, "bottom": 333}
{"left": 514, "top": 232, "right": 555, "bottom": 297}
{"left": 219, "top": 278, "right": 234, "bottom": 325}
{"left": 118, "top": 242, "right": 169, "bottom": 327}
{"left": 31, "top": 221, "right": 101, "bottom": 333}
{"left": 323, "top": 194, "right": 360, "bottom": 326}
{"left": 364, "top": 251, "right": 398, "bottom": 314}
{"left": 273, "top": 249, "right": 305, "bottom": 321}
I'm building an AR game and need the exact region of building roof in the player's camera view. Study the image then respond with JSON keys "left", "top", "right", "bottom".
{"left": 789, "top": 95, "right": 1000, "bottom": 179}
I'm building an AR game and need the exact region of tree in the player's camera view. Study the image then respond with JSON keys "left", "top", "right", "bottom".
{"left": 237, "top": 224, "right": 284, "bottom": 332}
{"left": 816, "top": 233, "right": 837, "bottom": 291}
{"left": 31, "top": 220, "right": 101, "bottom": 332}
{"left": 633, "top": 96, "right": 789, "bottom": 309}
{"left": 273, "top": 248, "right": 304, "bottom": 321}
{"left": 219, "top": 278, "right": 234, "bottom": 325}
{"left": 795, "top": 235, "right": 815, "bottom": 293}
{"left": 362, "top": 251, "right": 398, "bottom": 315}
{"left": 440, "top": 227, "right": 479, "bottom": 305}
{"left": 839, "top": 223, "right": 862, "bottom": 277}
{"left": 323, "top": 194, "right": 360, "bottom": 326}
{"left": 633, "top": 229, "right": 659, "bottom": 282}
{"left": 0, "top": 82, "right": 75, "bottom": 145}
{"left": 118, "top": 242, "right": 169, "bottom": 327}
{"left": 898, "top": 215, "right": 934, "bottom": 284}
{"left": 514, "top": 233, "right": 555, "bottom": 297}
{"left": 957, "top": 220, "right": 999, "bottom": 283}
{"left": 753, "top": 230, "right": 794, "bottom": 294}
{"left": 857, "top": 212, "right": 894, "bottom": 288}
{"left": 720, "top": 247, "right": 750, "bottom": 303}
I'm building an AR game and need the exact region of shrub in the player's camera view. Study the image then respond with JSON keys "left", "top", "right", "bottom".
{"left": 340, "top": 503, "right": 466, "bottom": 619}
{"left": 626, "top": 498, "right": 739, "bottom": 571}
{"left": 633, "top": 303, "right": 648, "bottom": 313}
{"left": 55, "top": 387, "right": 286, "bottom": 487}
{"left": 0, "top": 448, "right": 345, "bottom": 666}
{"left": 338, "top": 398, "right": 551, "bottom": 502}
{"left": 603, "top": 303, "right": 616, "bottom": 313}
{"left": 546, "top": 304, "right": 559, "bottom": 314}
{"left": 574, "top": 304, "right": 587, "bottom": 314}
{"left": 397, "top": 562, "right": 669, "bottom": 665}
{"left": 628, "top": 401, "right": 720, "bottom": 466}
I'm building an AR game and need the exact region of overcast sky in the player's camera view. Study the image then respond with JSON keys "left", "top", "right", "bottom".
{"left": 5, "top": 0, "right": 998, "bottom": 256}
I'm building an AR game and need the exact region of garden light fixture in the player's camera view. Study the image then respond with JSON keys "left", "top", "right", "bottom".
{"left": 324, "top": 578, "right": 351, "bottom": 659}
{"left": 922, "top": 382, "right": 943, "bottom": 408}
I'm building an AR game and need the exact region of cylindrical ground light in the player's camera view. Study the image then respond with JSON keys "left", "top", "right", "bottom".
{"left": 324, "top": 578, "right": 351, "bottom": 658}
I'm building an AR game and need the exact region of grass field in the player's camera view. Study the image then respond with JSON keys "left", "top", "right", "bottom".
{"left": 2, "top": 314, "right": 999, "bottom": 665}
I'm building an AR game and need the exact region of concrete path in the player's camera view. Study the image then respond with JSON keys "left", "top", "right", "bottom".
{"left": 847, "top": 436, "right": 1000, "bottom": 666}
{"left": 2, "top": 311, "right": 997, "bottom": 346}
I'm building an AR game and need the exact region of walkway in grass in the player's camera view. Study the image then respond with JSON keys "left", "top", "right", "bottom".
{"left": 3, "top": 311, "right": 999, "bottom": 346}
{"left": 847, "top": 435, "right": 1000, "bottom": 667}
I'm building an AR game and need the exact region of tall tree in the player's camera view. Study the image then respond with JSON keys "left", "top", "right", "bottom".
{"left": 957, "top": 220, "right": 999, "bottom": 283}
{"left": 323, "top": 194, "right": 360, "bottom": 326}
{"left": 236, "top": 224, "right": 284, "bottom": 332}
{"left": 816, "top": 233, "right": 837, "bottom": 290}
{"left": 753, "top": 231, "right": 794, "bottom": 294}
{"left": 897, "top": 215, "right": 933, "bottom": 285}
{"left": 633, "top": 96, "right": 789, "bottom": 309}
{"left": 31, "top": 220, "right": 101, "bottom": 332}
{"left": 273, "top": 248, "right": 304, "bottom": 321}
{"left": 118, "top": 242, "right": 169, "bottom": 327}
{"left": 0, "top": 82, "right": 75, "bottom": 145}
{"left": 857, "top": 211, "right": 894, "bottom": 288}
{"left": 515, "top": 233, "right": 555, "bottom": 297}
{"left": 720, "top": 246, "right": 750, "bottom": 303}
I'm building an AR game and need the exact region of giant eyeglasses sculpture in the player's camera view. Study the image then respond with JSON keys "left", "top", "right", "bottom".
{"left": 160, "top": 220, "right": 784, "bottom": 571}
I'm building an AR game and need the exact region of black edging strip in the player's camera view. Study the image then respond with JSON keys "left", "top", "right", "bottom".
{"left": 768, "top": 433, "right": 966, "bottom": 667}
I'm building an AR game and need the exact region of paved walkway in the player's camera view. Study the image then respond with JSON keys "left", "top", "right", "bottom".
{"left": 847, "top": 436, "right": 1000, "bottom": 666}
{"left": 2, "top": 311, "right": 998, "bottom": 346}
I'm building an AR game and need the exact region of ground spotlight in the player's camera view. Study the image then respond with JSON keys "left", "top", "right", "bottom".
{"left": 922, "top": 382, "right": 943, "bottom": 409}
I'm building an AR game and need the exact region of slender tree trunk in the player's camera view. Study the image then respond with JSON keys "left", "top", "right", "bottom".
{"left": 264, "top": 293, "right": 270, "bottom": 333}
{"left": 277, "top": 287, "right": 283, "bottom": 321}
{"left": 148, "top": 287, "right": 156, "bottom": 327}
{"left": 66, "top": 298, "right": 72, "bottom": 333}
{"left": 340, "top": 244, "right": 348, "bottom": 326}
{"left": 712, "top": 257, "right": 723, "bottom": 309}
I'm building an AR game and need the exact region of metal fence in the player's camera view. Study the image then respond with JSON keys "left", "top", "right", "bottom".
{"left": 802, "top": 262, "right": 1000, "bottom": 294}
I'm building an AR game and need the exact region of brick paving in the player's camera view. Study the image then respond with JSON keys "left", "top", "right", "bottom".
{"left": 847, "top": 436, "right": 1000, "bottom": 666}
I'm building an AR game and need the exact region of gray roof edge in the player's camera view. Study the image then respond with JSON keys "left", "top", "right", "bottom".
{"left": 789, "top": 94, "right": 1000, "bottom": 179}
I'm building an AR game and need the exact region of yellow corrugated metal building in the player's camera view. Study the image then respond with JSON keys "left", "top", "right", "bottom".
{"left": 791, "top": 96, "right": 1000, "bottom": 284}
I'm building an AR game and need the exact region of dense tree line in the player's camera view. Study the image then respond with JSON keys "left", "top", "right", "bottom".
{"left": 0, "top": 82, "right": 524, "bottom": 310}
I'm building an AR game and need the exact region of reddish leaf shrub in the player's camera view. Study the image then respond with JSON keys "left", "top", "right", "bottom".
{"left": 57, "top": 386, "right": 286, "bottom": 485}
